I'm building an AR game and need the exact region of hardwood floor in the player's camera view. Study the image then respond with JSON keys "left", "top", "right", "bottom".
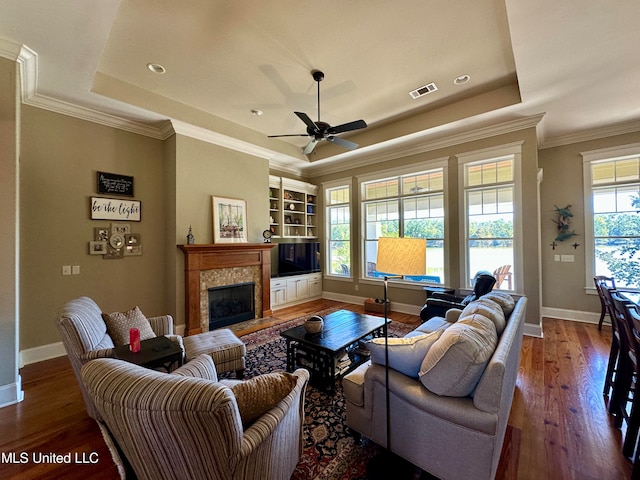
{"left": 0, "top": 299, "right": 632, "bottom": 479}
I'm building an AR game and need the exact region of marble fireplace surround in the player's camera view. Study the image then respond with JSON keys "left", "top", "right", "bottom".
{"left": 178, "top": 244, "right": 275, "bottom": 336}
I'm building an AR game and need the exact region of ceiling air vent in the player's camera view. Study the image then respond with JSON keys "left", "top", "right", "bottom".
{"left": 409, "top": 82, "right": 438, "bottom": 99}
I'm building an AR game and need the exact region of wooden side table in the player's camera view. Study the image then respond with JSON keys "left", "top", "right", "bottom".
{"left": 114, "top": 336, "right": 184, "bottom": 372}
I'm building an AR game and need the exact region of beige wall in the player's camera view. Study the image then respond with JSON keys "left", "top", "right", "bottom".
{"left": 170, "top": 134, "right": 270, "bottom": 327}
{"left": 20, "top": 106, "right": 167, "bottom": 350}
{"left": 311, "top": 128, "right": 542, "bottom": 327}
{"left": 0, "top": 57, "right": 19, "bottom": 397}
{"left": 539, "top": 131, "right": 640, "bottom": 313}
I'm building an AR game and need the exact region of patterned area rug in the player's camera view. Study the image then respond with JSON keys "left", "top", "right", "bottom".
{"left": 236, "top": 309, "right": 416, "bottom": 480}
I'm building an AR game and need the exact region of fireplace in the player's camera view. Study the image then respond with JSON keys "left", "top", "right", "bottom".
{"left": 208, "top": 282, "right": 255, "bottom": 330}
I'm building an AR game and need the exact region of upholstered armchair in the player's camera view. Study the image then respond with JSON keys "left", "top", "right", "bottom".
{"left": 81, "top": 356, "right": 309, "bottom": 480}
{"left": 420, "top": 272, "right": 497, "bottom": 320}
{"left": 54, "top": 296, "right": 182, "bottom": 419}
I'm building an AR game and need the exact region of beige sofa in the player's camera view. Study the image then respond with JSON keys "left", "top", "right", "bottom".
{"left": 343, "top": 293, "right": 526, "bottom": 480}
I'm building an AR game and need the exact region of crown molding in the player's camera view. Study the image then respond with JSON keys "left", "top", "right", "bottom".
{"left": 539, "top": 119, "right": 640, "bottom": 149}
{"left": 302, "top": 114, "right": 545, "bottom": 177}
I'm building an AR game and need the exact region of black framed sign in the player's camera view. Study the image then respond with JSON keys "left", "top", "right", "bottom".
{"left": 91, "top": 197, "right": 141, "bottom": 222}
{"left": 97, "top": 171, "right": 134, "bottom": 197}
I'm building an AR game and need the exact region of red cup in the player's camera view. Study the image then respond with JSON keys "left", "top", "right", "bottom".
{"left": 129, "top": 327, "right": 140, "bottom": 352}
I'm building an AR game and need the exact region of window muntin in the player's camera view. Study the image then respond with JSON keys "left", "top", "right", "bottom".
{"left": 363, "top": 169, "right": 444, "bottom": 284}
{"left": 589, "top": 156, "right": 640, "bottom": 288}
{"left": 326, "top": 185, "right": 351, "bottom": 276}
{"left": 464, "top": 158, "right": 514, "bottom": 289}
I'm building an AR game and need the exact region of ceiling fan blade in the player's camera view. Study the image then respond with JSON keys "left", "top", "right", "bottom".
{"left": 295, "top": 111, "right": 320, "bottom": 133}
{"left": 302, "top": 139, "right": 319, "bottom": 155}
{"left": 327, "top": 136, "right": 359, "bottom": 151}
{"left": 327, "top": 119, "right": 367, "bottom": 135}
{"left": 268, "top": 134, "right": 309, "bottom": 138}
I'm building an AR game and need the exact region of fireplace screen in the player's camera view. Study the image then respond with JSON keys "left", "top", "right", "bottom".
{"left": 208, "top": 282, "right": 255, "bottom": 330}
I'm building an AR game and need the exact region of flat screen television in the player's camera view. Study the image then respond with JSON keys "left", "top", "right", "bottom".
{"left": 278, "top": 242, "right": 320, "bottom": 276}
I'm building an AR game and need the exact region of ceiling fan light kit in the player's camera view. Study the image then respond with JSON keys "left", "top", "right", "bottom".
{"left": 268, "top": 70, "right": 367, "bottom": 155}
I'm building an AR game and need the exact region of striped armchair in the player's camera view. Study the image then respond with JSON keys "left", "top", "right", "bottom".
{"left": 81, "top": 356, "right": 309, "bottom": 480}
{"left": 54, "top": 296, "right": 181, "bottom": 420}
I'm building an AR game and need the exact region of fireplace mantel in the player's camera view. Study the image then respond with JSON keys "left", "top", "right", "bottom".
{"left": 178, "top": 243, "right": 275, "bottom": 335}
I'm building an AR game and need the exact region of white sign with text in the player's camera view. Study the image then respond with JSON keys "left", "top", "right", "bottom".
{"left": 90, "top": 197, "right": 141, "bottom": 221}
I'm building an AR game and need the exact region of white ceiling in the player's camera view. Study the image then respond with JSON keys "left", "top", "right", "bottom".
{"left": 1, "top": 0, "right": 639, "bottom": 174}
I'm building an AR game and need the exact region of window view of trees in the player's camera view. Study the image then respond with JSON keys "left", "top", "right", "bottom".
{"left": 327, "top": 185, "right": 351, "bottom": 276}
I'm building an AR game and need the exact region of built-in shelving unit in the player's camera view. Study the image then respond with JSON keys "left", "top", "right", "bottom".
{"left": 269, "top": 176, "right": 318, "bottom": 238}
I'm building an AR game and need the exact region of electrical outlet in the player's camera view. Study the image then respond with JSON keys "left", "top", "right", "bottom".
{"left": 354, "top": 284, "right": 359, "bottom": 291}
{"left": 62, "top": 265, "right": 71, "bottom": 276}
{"left": 72, "top": 265, "right": 80, "bottom": 275}
{"left": 561, "top": 254, "right": 575, "bottom": 262}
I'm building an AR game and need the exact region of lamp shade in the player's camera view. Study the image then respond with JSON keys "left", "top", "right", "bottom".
{"left": 376, "top": 237, "right": 427, "bottom": 276}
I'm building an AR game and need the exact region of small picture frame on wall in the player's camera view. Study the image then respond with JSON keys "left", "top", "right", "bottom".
{"left": 124, "top": 245, "right": 143, "bottom": 256}
{"left": 125, "top": 233, "right": 141, "bottom": 246}
{"left": 89, "top": 241, "right": 107, "bottom": 255}
{"left": 111, "top": 222, "right": 131, "bottom": 235}
{"left": 104, "top": 245, "right": 124, "bottom": 259}
{"left": 94, "top": 227, "right": 110, "bottom": 242}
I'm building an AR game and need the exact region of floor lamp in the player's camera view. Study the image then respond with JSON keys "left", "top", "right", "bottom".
{"left": 367, "top": 237, "right": 427, "bottom": 479}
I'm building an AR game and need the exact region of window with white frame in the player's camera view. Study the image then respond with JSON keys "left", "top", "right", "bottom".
{"left": 583, "top": 144, "right": 640, "bottom": 289}
{"left": 326, "top": 184, "right": 351, "bottom": 276}
{"left": 459, "top": 144, "right": 521, "bottom": 290}
{"left": 362, "top": 168, "right": 444, "bottom": 283}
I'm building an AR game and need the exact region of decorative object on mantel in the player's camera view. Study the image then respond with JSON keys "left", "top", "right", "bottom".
{"left": 89, "top": 222, "right": 142, "bottom": 258}
{"left": 552, "top": 204, "right": 578, "bottom": 241}
{"left": 212, "top": 196, "right": 247, "bottom": 243}
{"left": 187, "top": 225, "right": 195, "bottom": 244}
{"left": 262, "top": 229, "right": 272, "bottom": 243}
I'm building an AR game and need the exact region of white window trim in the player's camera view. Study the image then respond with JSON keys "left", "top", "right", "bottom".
{"left": 456, "top": 141, "right": 524, "bottom": 291}
{"left": 581, "top": 142, "right": 640, "bottom": 293}
{"left": 357, "top": 157, "right": 449, "bottom": 285}
{"left": 323, "top": 178, "right": 353, "bottom": 280}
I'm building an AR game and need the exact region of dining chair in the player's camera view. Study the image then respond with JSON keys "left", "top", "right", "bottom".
{"left": 609, "top": 292, "right": 640, "bottom": 458}
{"left": 594, "top": 275, "right": 616, "bottom": 330}
{"left": 598, "top": 281, "right": 620, "bottom": 396}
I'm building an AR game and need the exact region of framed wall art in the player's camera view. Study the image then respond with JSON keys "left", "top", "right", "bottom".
{"left": 90, "top": 197, "right": 141, "bottom": 222}
{"left": 212, "top": 196, "right": 247, "bottom": 243}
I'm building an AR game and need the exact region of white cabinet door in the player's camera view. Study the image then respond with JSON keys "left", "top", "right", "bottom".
{"left": 286, "top": 276, "right": 309, "bottom": 302}
{"left": 270, "top": 279, "right": 287, "bottom": 307}
{"left": 309, "top": 273, "right": 322, "bottom": 297}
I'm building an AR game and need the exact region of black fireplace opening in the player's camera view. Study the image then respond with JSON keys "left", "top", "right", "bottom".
{"left": 208, "top": 282, "right": 255, "bottom": 330}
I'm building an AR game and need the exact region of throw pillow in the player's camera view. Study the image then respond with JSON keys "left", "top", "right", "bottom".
{"left": 418, "top": 313, "right": 497, "bottom": 396}
{"left": 230, "top": 372, "right": 297, "bottom": 427}
{"left": 102, "top": 306, "right": 156, "bottom": 346}
{"left": 459, "top": 298, "right": 506, "bottom": 335}
{"left": 481, "top": 292, "right": 516, "bottom": 317}
{"left": 368, "top": 330, "right": 444, "bottom": 378}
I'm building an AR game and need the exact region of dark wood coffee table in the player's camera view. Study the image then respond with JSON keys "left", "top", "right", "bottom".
{"left": 113, "top": 336, "right": 184, "bottom": 372}
{"left": 280, "top": 309, "right": 388, "bottom": 393}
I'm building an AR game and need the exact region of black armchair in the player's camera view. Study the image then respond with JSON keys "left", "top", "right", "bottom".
{"left": 419, "top": 273, "right": 497, "bottom": 320}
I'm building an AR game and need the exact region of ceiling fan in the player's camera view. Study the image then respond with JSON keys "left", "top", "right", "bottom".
{"left": 268, "top": 70, "right": 367, "bottom": 155}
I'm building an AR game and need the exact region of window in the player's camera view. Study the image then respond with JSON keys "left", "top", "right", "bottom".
{"left": 459, "top": 143, "right": 522, "bottom": 290}
{"left": 362, "top": 168, "right": 445, "bottom": 283}
{"left": 583, "top": 144, "right": 640, "bottom": 289}
{"left": 326, "top": 184, "right": 351, "bottom": 276}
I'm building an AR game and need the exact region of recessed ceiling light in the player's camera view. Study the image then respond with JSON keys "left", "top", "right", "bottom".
{"left": 147, "top": 63, "right": 166, "bottom": 74}
{"left": 454, "top": 74, "right": 470, "bottom": 85}
{"left": 251, "top": 109, "right": 264, "bottom": 116}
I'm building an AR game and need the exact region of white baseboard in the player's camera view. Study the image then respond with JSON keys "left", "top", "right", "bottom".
{"left": 0, "top": 376, "right": 24, "bottom": 408}
{"left": 19, "top": 341, "right": 66, "bottom": 367}
{"left": 321, "top": 291, "right": 422, "bottom": 316}
{"left": 541, "top": 306, "right": 604, "bottom": 325}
